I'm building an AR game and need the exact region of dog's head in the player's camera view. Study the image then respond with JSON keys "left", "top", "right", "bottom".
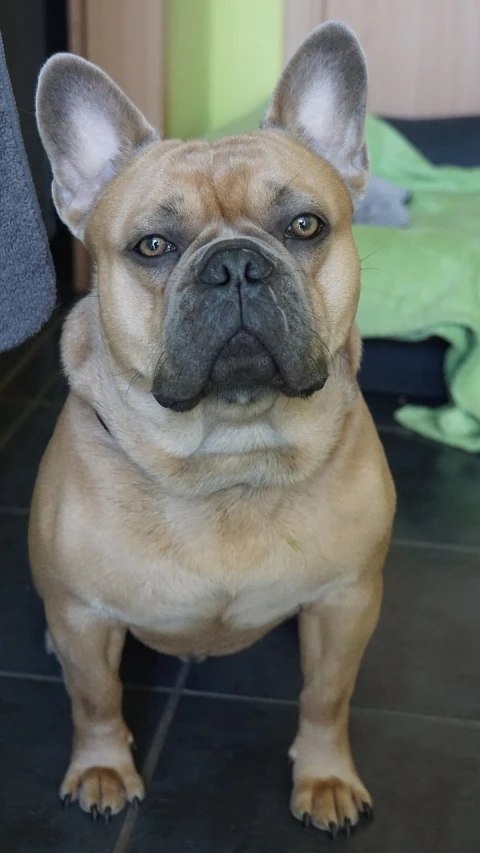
{"left": 37, "top": 22, "right": 368, "bottom": 414}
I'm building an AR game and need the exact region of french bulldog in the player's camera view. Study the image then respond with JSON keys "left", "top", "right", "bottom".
{"left": 30, "top": 21, "right": 395, "bottom": 839}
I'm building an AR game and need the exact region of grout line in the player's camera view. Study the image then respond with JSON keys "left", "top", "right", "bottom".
{"left": 0, "top": 670, "right": 177, "bottom": 695}
{"left": 391, "top": 537, "right": 480, "bottom": 556}
{"left": 0, "top": 317, "right": 60, "bottom": 396}
{"left": 180, "top": 687, "right": 480, "bottom": 730}
{"left": 350, "top": 704, "right": 480, "bottom": 730}
{"left": 139, "top": 663, "right": 190, "bottom": 786}
{"left": 0, "top": 372, "right": 59, "bottom": 453}
{"left": 0, "top": 669, "right": 63, "bottom": 684}
{"left": 113, "top": 662, "right": 190, "bottom": 853}
{"left": 2, "top": 668, "right": 480, "bottom": 732}
{"left": 123, "top": 682, "right": 173, "bottom": 696}
{"left": 181, "top": 686, "right": 298, "bottom": 709}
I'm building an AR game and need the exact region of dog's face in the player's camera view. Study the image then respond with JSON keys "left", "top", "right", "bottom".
{"left": 37, "top": 23, "right": 368, "bottom": 413}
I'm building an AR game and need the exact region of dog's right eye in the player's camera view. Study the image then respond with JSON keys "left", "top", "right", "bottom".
{"left": 134, "top": 235, "right": 176, "bottom": 257}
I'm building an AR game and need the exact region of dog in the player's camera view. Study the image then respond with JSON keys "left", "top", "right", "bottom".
{"left": 29, "top": 21, "right": 395, "bottom": 839}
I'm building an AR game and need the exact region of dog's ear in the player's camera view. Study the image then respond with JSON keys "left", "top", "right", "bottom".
{"left": 264, "top": 22, "right": 369, "bottom": 206}
{"left": 36, "top": 54, "right": 159, "bottom": 239}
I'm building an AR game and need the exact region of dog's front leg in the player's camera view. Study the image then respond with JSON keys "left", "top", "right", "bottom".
{"left": 46, "top": 602, "right": 144, "bottom": 819}
{"left": 290, "top": 574, "right": 382, "bottom": 839}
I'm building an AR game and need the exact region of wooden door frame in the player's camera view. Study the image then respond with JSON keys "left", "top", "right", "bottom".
{"left": 66, "top": 0, "right": 166, "bottom": 292}
{"left": 284, "top": 0, "right": 327, "bottom": 61}
{"left": 284, "top": 0, "right": 480, "bottom": 118}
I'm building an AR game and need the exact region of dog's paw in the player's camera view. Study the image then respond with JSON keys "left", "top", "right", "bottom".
{"left": 290, "top": 775, "right": 374, "bottom": 839}
{"left": 60, "top": 764, "right": 145, "bottom": 821}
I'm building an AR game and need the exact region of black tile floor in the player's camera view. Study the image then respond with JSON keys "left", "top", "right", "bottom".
{"left": 1, "top": 322, "right": 480, "bottom": 853}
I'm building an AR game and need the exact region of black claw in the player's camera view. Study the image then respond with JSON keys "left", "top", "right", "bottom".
{"left": 90, "top": 804, "right": 99, "bottom": 822}
{"left": 344, "top": 818, "right": 352, "bottom": 838}
{"left": 104, "top": 806, "right": 112, "bottom": 825}
{"left": 361, "top": 802, "right": 375, "bottom": 823}
{"left": 328, "top": 821, "right": 338, "bottom": 841}
{"left": 62, "top": 794, "right": 72, "bottom": 811}
{"left": 131, "top": 796, "right": 141, "bottom": 812}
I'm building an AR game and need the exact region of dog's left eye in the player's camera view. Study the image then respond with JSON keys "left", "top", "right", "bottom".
{"left": 286, "top": 214, "right": 323, "bottom": 240}
{"left": 134, "top": 235, "right": 176, "bottom": 257}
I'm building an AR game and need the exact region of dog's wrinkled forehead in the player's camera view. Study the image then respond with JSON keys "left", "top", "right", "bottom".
{"left": 96, "top": 131, "right": 351, "bottom": 248}
{"left": 36, "top": 22, "right": 368, "bottom": 242}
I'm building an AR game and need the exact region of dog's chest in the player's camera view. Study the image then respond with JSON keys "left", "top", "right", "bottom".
{"left": 128, "top": 574, "right": 303, "bottom": 659}
{"left": 121, "top": 552, "right": 313, "bottom": 659}
{"left": 96, "top": 491, "right": 324, "bottom": 649}
{"left": 112, "top": 531, "right": 315, "bottom": 632}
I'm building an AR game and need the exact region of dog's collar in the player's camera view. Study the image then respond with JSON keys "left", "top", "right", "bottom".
{"left": 95, "top": 410, "right": 111, "bottom": 435}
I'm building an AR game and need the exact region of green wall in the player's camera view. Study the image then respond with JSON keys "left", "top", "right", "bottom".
{"left": 166, "top": 0, "right": 284, "bottom": 139}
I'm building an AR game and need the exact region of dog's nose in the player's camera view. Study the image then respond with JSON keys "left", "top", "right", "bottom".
{"left": 198, "top": 246, "right": 273, "bottom": 286}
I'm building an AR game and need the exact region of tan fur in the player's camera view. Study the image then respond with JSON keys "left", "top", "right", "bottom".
{"left": 30, "top": 23, "right": 395, "bottom": 836}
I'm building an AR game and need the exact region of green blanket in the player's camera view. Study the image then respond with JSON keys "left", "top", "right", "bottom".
{"left": 356, "top": 116, "right": 480, "bottom": 452}
{"left": 207, "top": 110, "right": 480, "bottom": 452}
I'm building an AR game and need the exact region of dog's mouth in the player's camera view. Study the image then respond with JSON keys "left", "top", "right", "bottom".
{"left": 151, "top": 237, "right": 330, "bottom": 412}
{"left": 153, "top": 331, "right": 327, "bottom": 412}
{"left": 205, "top": 331, "right": 283, "bottom": 391}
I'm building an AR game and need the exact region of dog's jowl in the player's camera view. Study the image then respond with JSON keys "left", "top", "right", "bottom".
{"left": 29, "top": 22, "right": 395, "bottom": 839}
